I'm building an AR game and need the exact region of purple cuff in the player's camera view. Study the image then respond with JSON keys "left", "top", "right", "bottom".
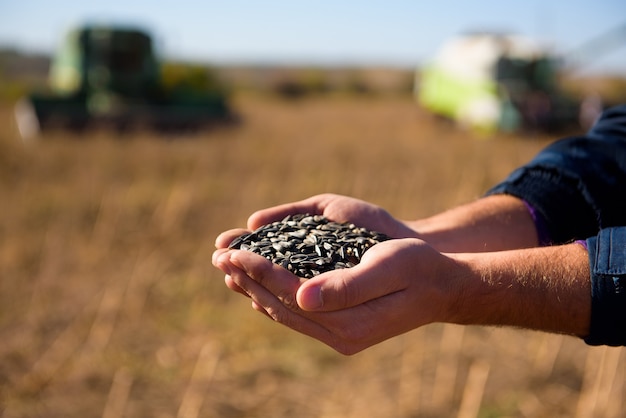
{"left": 523, "top": 200, "right": 552, "bottom": 246}
{"left": 575, "top": 239, "right": 588, "bottom": 250}
{"left": 524, "top": 200, "right": 589, "bottom": 250}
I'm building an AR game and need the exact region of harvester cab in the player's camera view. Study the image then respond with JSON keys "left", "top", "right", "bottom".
{"left": 15, "top": 25, "right": 234, "bottom": 140}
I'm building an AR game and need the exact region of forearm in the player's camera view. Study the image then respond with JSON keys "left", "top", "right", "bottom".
{"left": 406, "top": 194, "right": 539, "bottom": 253}
{"left": 447, "top": 243, "right": 591, "bottom": 338}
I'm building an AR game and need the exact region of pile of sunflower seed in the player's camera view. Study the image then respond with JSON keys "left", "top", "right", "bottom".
{"left": 228, "top": 213, "right": 390, "bottom": 279}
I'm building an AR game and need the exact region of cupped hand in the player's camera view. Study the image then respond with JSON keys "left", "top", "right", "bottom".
{"left": 213, "top": 193, "right": 421, "bottom": 302}
{"left": 215, "top": 194, "right": 418, "bottom": 251}
{"left": 246, "top": 193, "right": 419, "bottom": 240}
{"left": 212, "top": 237, "right": 461, "bottom": 355}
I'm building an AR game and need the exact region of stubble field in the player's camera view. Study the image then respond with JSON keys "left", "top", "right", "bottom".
{"left": 0, "top": 94, "right": 624, "bottom": 417}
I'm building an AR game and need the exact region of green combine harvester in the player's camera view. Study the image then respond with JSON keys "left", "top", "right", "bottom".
{"left": 416, "top": 32, "right": 584, "bottom": 135}
{"left": 416, "top": 23, "right": 626, "bottom": 135}
{"left": 15, "top": 25, "right": 235, "bottom": 140}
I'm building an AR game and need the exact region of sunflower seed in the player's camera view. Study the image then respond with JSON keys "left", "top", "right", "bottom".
{"left": 228, "top": 213, "right": 390, "bottom": 279}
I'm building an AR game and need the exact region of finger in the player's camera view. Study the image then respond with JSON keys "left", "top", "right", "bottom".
{"left": 212, "top": 248, "right": 230, "bottom": 267}
{"left": 228, "top": 249, "right": 307, "bottom": 311}
{"left": 225, "top": 274, "right": 248, "bottom": 296}
{"left": 247, "top": 194, "right": 336, "bottom": 229}
{"left": 226, "top": 249, "right": 418, "bottom": 355}
{"left": 214, "top": 250, "right": 247, "bottom": 296}
{"left": 215, "top": 228, "right": 251, "bottom": 249}
{"left": 247, "top": 203, "right": 317, "bottom": 230}
{"left": 225, "top": 254, "right": 341, "bottom": 343}
{"left": 251, "top": 300, "right": 271, "bottom": 318}
{"left": 296, "top": 242, "right": 409, "bottom": 312}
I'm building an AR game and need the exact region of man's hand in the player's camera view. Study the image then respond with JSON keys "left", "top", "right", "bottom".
{"left": 213, "top": 238, "right": 457, "bottom": 355}
{"left": 212, "top": 193, "right": 590, "bottom": 355}
{"left": 213, "top": 238, "right": 591, "bottom": 354}
{"left": 245, "top": 193, "right": 419, "bottom": 239}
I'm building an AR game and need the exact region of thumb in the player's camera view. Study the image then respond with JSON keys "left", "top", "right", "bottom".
{"left": 295, "top": 258, "right": 404, "bottom": 312}
{"left": 295, "top": 239, "right": 423, "bottom": 311}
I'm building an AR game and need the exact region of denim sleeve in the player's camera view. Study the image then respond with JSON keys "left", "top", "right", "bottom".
{"left": 486, "top": 105, "right": 626, "bottom": 346}
{"left": 485, "top": 105, "right": 626, "bottom": 244}
{"left": 584, "top": 227, "right": 626, "bottom": 346}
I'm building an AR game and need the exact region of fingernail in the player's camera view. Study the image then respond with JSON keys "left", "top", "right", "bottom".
{"left": 298, "top": 285, "right": 323, "bottom": 310}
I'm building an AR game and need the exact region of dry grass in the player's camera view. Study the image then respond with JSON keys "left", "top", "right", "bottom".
{"left": 0, "top": 94, "right": 623, "bottom": 417}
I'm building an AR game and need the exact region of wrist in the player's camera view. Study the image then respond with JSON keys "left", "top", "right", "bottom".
{"left": 443, "top": 244, "right": 591, "bottom": 337}
{"left": 405, "top": 195, "right": 539, "bottom": 252}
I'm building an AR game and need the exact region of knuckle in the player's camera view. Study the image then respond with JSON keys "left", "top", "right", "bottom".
{"left": 265, "top": 304, "right": 296, "bottom": 328}
{"left": 249, "top": 257, "right": 275, "bottom": 286}
{"left": 277, "top": 290, "right": 300, "bottom": 312}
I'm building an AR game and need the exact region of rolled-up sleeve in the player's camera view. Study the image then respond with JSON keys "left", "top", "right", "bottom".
{"left": 486, "top": 105, "right": 626, "bottom": 244}
{"left": 485, "top": 105, "right": 626, "bottom": 346}
{"left": 584, "top": 227, "right": 626, "bottom": 346}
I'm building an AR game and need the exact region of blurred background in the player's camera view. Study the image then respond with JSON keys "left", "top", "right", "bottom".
{"left": 2, "top": 0, "right": 626, "bottom": 71}
{"left": 1, "top": 1, "right": 625, "bottom": 417}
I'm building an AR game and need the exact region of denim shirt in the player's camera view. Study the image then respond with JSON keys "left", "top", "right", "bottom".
{"left": 486, "top": 104, "right": 626, "bottom": 346}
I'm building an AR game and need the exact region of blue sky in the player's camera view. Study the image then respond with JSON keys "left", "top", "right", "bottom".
{"left": 1, "top": 0, "right": 625, "bottom": 74}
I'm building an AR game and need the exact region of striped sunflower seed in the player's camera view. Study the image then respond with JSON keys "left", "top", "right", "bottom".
{"left": 228, "top": 213, "right": 390, "bottom": 279}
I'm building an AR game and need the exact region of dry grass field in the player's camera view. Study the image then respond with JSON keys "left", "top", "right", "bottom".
{"left": 0, "top": 94, "right": 624, "bottom": 418}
